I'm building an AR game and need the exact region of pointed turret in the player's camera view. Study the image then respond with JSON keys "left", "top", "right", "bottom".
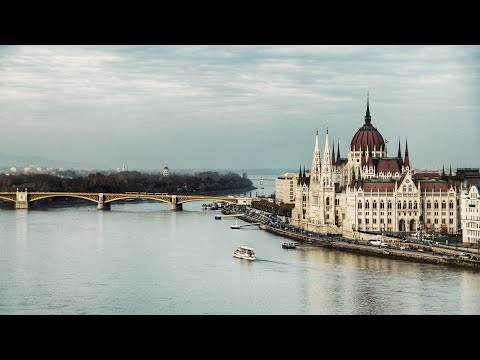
{"left": 303, "top": 165, "right": 306, "bottom": 179}
{"left": 332, "top": 139, "right": 336, "bottom": 166}
{"left": 397, "top": 138, "right": 402, "bottom": 158}
{"left": 337, "top": 140, "right": 340, "bottom": 163}
{"left": 449, "top": 165, "right": 452, "bottom": 177}
{"left": 442, "top": 165, "right": 445, "bottom": 178}
{"left": 310, "top": 129, "right": 321, "bottom": 183}
{"left": 365, "top": 91, "right": 371, "bottom": 124}
{"left": 323, "top": 129, "right": 331, "bottom": 165}
{"left": 298, "top": 165, "right": 302, "bottom": 184}
{"left": 404, "top": 139, "right": 410, "bottom": 168}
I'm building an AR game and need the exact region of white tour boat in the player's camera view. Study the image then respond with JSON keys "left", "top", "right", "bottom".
{"left": 233, "top": 245, "right": 256, "bottom": 260}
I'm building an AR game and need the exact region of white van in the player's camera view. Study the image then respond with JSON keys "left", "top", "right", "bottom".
{"left": 368, "top": 239, "right": 382, "bottom": 246}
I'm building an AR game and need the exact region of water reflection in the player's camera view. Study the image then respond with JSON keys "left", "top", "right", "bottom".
{"left": 1, "top": 202, "right": 480, "bottom": 314}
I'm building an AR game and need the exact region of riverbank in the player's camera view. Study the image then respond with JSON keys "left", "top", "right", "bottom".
{"left": 228, "top": 210, "right": 480, "bottom": 271}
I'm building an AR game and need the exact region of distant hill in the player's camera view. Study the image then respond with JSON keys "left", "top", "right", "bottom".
{"left": 0, "top": 152, "right": 90, "bottom": 169}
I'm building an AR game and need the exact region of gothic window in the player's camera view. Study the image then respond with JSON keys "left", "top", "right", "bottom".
{"left": 326, "top": 214, "right": 329, "bottom": 220}
{"left": 358, "top": 219, "right": 362, "bottom": 224}
{"left": 413, "top": 201, "right": 418, "bottom": 209}
{"left": 373, "top": 201, "right": 377, "bottom": 209}
{"left": 380, "top": 201, "right": 384, "bottom": 209}
{"left": 380, "top": 218, "right": 384, "bottom": 224}
{"left": 403, "top": 201, "right": 407, "bottom": 209}
{"left": 358, "top": 201, "right": 362, "bottom": 209}
{"left": 434, "top": 218, "right": 438, "bottom": 224}
{"left": 449, "top": 201, "right": 454, "bottom": 209}
{"left": 365, "top": 218, "right": 369, "bottom": 224}
{"left": 403, "top": 186, "right": 406, "bottom": 192}
{"left": 434, "top": 201, "right": 438, "bottom": 209}
{"left": 388, "top": 201, "right": 392, "bottom": 209}
{"left": 373, "top": 218, "right": 376, "bottom": 224}
{"left": 442, "top": 201, "right": 446, "bottom": 209}
{"left": 365, "top": 201, "right": 370, "bottom": 209}
{"left": 408, "top": 186, "right": 412, "bottom": 192}
{"left": 397, "top": 201, "right": 401, "bottom": 209}
{"left": 326, "top": 197, "right": 330, "bottom": 206}
{"left": 427, "top": 201, "right": 431, "bottom": 209}
{"left": 408, "top": 201, "right": 412, "bottom": 209}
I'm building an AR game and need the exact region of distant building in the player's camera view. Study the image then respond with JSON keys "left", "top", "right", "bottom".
{"left": 461, "top": 183, "right": 480, "bottom": 246}
{"left": 275, "top": 172, "right": 298, "bottom": 205}
{"left": 163, "top": 163, "right": 170, "bottom": 177}
{"left": 10, "top": 167, "right": 16, "bottom": 173}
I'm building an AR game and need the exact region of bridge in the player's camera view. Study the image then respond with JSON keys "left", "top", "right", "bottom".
{"left": 0, "top": 190, "right": 252, "bottom": 211}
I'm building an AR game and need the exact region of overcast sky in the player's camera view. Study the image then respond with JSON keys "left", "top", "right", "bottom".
{"left": 0, "top": 45, "right": 478, "bottom": 172}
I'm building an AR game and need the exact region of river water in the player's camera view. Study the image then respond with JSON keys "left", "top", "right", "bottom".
{"left": 1, "top": 176, "right": 479, "bottom": 315}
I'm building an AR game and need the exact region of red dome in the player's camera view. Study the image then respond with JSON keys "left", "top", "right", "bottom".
{"left": 350, "top": 100, "right": 385, "bottom": 152}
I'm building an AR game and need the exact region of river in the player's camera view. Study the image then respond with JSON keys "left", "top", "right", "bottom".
{"left": 1, "top": 175, "right": 479, "bottom": 314}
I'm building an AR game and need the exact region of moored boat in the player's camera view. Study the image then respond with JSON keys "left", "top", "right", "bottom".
{"left": 282, "top": 242, "right": 296, "bottom": 249}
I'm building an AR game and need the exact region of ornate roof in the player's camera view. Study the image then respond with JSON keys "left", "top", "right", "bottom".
{"left": 350, "top": 97, "right": 385, "bottom": 153}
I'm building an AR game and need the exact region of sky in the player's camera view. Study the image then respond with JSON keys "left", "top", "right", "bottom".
{"left": 0, "top": 45, "right": 479, "bottom": 172}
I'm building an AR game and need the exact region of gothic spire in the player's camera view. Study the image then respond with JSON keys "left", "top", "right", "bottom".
{"left": 337, "top": 140, "right": 340, "bottom": 162}
{"left": 442, "top": 165, "right": 445, "bottom": 177}
{"left": 449, "top": 165, "right": 452, "bottom": 177}
{"left": 303, "top": 165, "right": 306, "bottom": 178}
{"left": 365, "top": 91, "right": 371, "bottom": 124}
{"left": 397, "top": 138, "right": 402, "bottom": 158}
{"left": 404, "top": 138, "right": 410, "bottom": 168}
{"left": 332, "top": 139, "right": 335, "bottom": 165}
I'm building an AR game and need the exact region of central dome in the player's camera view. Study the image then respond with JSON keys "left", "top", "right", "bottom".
{"left": 350, "top": 99, "right": 385, "bottom": 152}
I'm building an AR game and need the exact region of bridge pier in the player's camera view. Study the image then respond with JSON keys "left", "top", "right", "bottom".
{"left": 97, "top": 193, "right": 111, "bottom": 210}
{"left": 15, "top": 190, "right": 29, "bottom": 210}
{"left": 97, "top": 202, "right": 111, "bottom": 210}
{"left": 170, "top": 195, "right": 182, "bottom": 211}
{"left": 171, "top": 203, "right": 183, "bottom": 211}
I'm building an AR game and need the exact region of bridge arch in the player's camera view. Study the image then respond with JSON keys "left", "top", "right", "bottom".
{"left": 28, "top": 194, "right": 100, "bottom": 204}
{"left": 176, "top": 197, "right": 238, "bottom": 205}
{"left": 104, "top": 196, "right": 171, "bottom": 204}
{"left": 0, "top": 195, "right": 16, "bottom": 202}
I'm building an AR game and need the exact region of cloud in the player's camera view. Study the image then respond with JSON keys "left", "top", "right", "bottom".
{"left": 0, "top": 45, "right": 478, "bottom": 170}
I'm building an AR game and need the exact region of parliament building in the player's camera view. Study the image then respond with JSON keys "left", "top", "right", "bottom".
{"left": 288, "top": 97, "right": 480, "bottom": 241}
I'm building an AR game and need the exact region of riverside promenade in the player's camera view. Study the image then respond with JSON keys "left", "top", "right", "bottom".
{"left": 224, "top": 208, "right": 480, "bottom": 271}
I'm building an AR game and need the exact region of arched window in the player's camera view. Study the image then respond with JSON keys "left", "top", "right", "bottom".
{"left": 397, "top": 201, "right": 401, "bottom": 209}
{"left": 442, "top": 201, "right": 446, "bottom": 209}
{"left": 408, "top": 201, "right": 412, "bottom": 209}
{"left": 365, "top": 201, "right": 370, "bottom": 209}
{"left": 449, "top": 201, "right": 454, "bottom": 209}
{"left": 403, "top": 186, "right": 407, "bottom": 192}
{"left": 434, "top": 201, "right": 438, "bottom": 209}
{"left": 373, "top": 201, "right": 377, "bottom": 209}
{"left": 358, "top": 201, "right": 362, "bottom": 209}
{"left": 408, "top": 186, "right": 412, "bottom": 192}
{"left": 427, "top": 201, "right": 431, "bottom": 209}
{"left": 380, "top": 201, "right": 385, "bottom": 209}
{"left": 414, "top": 201, "right": 418, "bottom": 209}
{"left": 388, "top": 200, "right": 392, "bottom": 209}
{"left": 403, "top": 201, "right": 407, "bottom": 209}
{"left": 326, "top": 197, "right": 330, "bottom": 206}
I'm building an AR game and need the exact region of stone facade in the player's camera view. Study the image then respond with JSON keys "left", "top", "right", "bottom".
{"left": 461, "top": 184, "right": 480, "bottom": 246}
{"left": 288, "top": 98, "right": 477, "bottom": 239}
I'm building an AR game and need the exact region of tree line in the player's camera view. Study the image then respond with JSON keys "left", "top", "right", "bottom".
{"left": 0, "top": 171, "right": 254, "bottom": 194}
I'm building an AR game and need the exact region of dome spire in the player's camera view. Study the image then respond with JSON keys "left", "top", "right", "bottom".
{"left": 365, "top": 91, "right": 371, "bottom": 124}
